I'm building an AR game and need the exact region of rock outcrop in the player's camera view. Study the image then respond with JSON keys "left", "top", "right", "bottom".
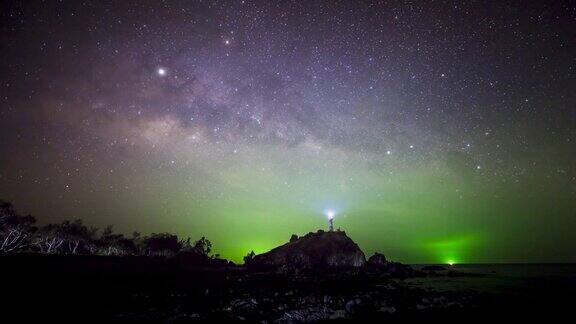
{"left": 421, "top": 265, "right": 447, "bottom": 272}
{"left": 366, "top": 253, "right": 416, "bottom": 277}
{"left": 248, "top": 230, "right": 366, "bottom": 271}
{"left": 169, "top": 250, "right": 235, "bottom": 269}
{"left": 367, "top": 253, "right": 387, "bottom": 267}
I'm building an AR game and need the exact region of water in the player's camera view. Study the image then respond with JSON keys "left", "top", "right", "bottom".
{"left": 404, "top": 263, "right": 576, "bottom": 296}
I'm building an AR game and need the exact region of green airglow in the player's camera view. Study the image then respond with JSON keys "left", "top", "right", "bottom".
{"left": 3, "top": 128, "right": 575, "bottom": 264}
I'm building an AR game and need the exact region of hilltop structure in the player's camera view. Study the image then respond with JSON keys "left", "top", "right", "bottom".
{"left": 248, "top": 230, "right": 366, "bottom": 271}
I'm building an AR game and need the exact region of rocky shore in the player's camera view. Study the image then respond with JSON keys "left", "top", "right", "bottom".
{"left": 115, "top": 270, "right": 482, "bottom": 322}
{"left": 4, "top": 230, "right": 568, "bottom": 322}
{"left": 112, "top": 231, "right": 483, "bottom": 322}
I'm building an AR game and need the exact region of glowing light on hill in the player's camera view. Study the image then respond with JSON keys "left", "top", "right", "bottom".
{"left": 326, "top": 210, "right": 335, "bottom": 220}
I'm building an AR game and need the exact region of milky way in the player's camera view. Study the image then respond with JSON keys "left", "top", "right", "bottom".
{"left": 1, "top": 1, "right": 575, "bottom": 263}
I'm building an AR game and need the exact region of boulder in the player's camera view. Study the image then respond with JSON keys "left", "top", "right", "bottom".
{"left": 384, "top": 261, "right": 415, "bottom": 277}
{"left": 367, "top": 253, "right": 387, "bottom": 267}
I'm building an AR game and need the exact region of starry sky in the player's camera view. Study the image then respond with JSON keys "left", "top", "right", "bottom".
{"left": 1, "top": 0, "right": 575, "bottom": 264}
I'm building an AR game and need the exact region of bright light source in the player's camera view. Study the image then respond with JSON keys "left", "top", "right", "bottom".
{"left": 447, "top": 260, "right": 455, "bottom": 266}
{"left": 326, "top": 210, "right": 335, "bottom": 220}
{"left": 157, "top": 68, "right": 166, "bottom": 76}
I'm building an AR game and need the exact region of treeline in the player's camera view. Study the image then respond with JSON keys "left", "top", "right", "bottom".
{"left": 0, "top": 200, "right": 214, "bottom": 258}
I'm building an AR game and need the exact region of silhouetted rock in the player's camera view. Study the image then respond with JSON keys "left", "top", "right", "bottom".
{"left": 367, "top": 252, "right": 387, "bottom": 267}
{"left": 422, "top": 265, "right": 447, "bottom": 271}
{"left": 169, "top": 250, "right": 233, "bottom": 268}
{"left": 249, "top": 230, "right": 366, "bottom": 272}
{"left": 365, "top": 253, "right": 415, "bottom": 277}
{"left": 384, "top": 261, "right": 416, "bottom": 277}
{"left": 169, "top": 250, "right": 209, "bottom": 267}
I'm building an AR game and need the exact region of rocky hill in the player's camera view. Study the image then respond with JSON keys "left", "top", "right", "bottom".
{"left": 248, "top": 230, "right": 366, "bottom": 271}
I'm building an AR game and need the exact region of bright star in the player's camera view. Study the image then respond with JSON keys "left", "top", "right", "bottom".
{"left": 157, "top": 68, "right": 166, "bottom": 76}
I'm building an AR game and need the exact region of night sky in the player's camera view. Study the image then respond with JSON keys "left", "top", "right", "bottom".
{"left": 1, "top": 1, "right": 575, "bottom": 264}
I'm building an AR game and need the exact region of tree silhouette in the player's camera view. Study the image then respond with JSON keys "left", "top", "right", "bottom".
{"left": 0, "top": 201, "right": 37, "bottom": 252}
{"left": 193, "top": 236, "right": 212, "bottom": 256}
{"left": 98, "top": 225, "right": 137, "bottom": 256}
{"left": 59, "top": 219, "right": 98, "bottom": 254}
{"left": 0, "top": 200, "right": 223, "bottom": 263}
{"left": 142, "top": 233, "right": 182, "bottom": 257}
{"left": 34, "top": 223, "right": 66, "bottom": 254}
{"left": 32, "top": 220, "right": 92, "bottom": 254}
{"left": 244, "top": 250, "right": 256, "bottom": 265}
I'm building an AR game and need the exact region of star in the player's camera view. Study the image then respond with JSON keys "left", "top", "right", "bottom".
{"left": 157, "top": 68, "right": 166, "bottom": 76}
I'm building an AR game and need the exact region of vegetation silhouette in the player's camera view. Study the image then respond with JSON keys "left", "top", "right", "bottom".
{"left": 0, "top": 200, "right": 215, "bottom": 259}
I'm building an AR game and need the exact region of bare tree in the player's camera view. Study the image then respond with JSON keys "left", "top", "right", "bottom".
{"left": 32, "top": 220, "right": 96, "bottom": 254}
{"left": 59, "top": 220, "right": 97, "bottom": 254}
{"left": 97, "top": 225, "right": 137, "bottom": 256}
{"left": 0, "top": 201, "right": 37, "bottom": 252}
{"left": 33, "top": 224, "right": 66, "bottom": 254}
{"left": 1, "top": 200, "right": 222, "bottom": 261}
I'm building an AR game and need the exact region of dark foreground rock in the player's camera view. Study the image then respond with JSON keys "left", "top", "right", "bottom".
{"left": 112, "top": 271, "right": 481, "bottom": 322}
{"left": 168, "top": 250, "right": 235, "bottom": 269}
{"left": 249, "top": 230, "right": 366, "bottom": 272}
{"left": 2, "top": 254, "right": 575, "bottom": 322}
{"left": 422, "top": 265, "right": 448, "bottom": 271}
{"left": 367, "top": 252, "right": 387, "bottom": 267}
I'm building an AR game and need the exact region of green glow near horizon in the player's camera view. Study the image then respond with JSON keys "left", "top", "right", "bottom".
{"left": 421, "top": 236, "right": 479, "bottom": 265}
{"left": 3, "top": 131, "right": 575, "bottom": 265}
{"left": 91, "top": 143, "right": 573, "bottom": 264}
